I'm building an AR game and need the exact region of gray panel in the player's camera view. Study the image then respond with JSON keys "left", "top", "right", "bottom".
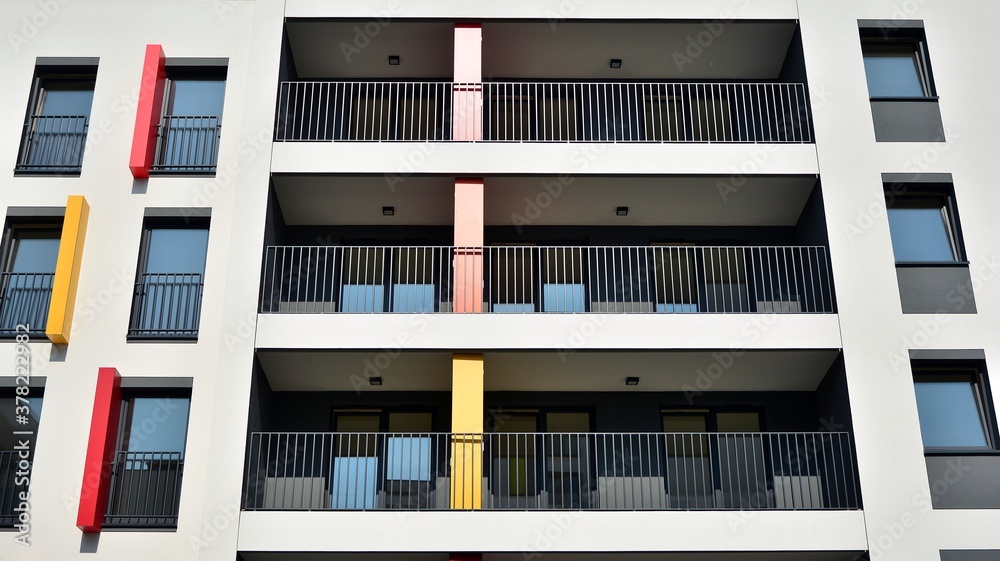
{"left": 0, "top": 376, "right": 46, "bottom": 388}
{"left": 165, "top": 57, "right": 230, "bottom": 67}
{"left": 927, "top": 456, "right": 1000, "bottom": 509}
{"left": 896, "top": 266, "right": 977, "bottom": 314}
{"left": 909, "top": 349, "right": 986, "bottom": 361}
{"left": 858, "top": 19, "right": 925, "bottom": 29}
{"left": 36, "top": 56, "right": 100, "bottom": 66}
{"left": 5, "top": 206, "right": 66, "bottom": 218}
{"left": 144, "top": 207, "right": 212, "bottom": 218}
{"left": 882, "top": 172, "right": 953, "bottom": 185}
{"left": 940, "top": 551, "right": 1000, "bottom": 561}
{"left": 871, "top": 100, "right": 946, "bottom": 142}
{"left": 120, "top": 377, "right": 194, "bottom": 389}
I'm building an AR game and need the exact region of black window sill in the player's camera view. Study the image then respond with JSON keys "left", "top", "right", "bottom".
{"left": 149, "top": 169, "right": 217, "bottom": 178}
{"left": 895, "top": 261, "right": 969, "bottom": 268}
{"left": 126, "top": 335, "right": 199, "bottom": 342}
{"left": 13, "top": 169, "right": 82, "bottom": 177}
{"left": 924, "top": 448, "right": 1000, "bottom": 457}
{"left": 870, "top": 96, "right": 940, "bottom": 102}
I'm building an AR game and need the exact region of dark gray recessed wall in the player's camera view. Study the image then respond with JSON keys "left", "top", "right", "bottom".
{"left": 940, "top": 551, "right": 1000, "bottom": 561}
{"left": 871, "top": 99, "right": 945, "bottom": 142}
{"left": 926, "top": 455, "right": 1000, "bottom": 509}
{"left": 896, "top": 266, "right": 977, "bottom": 314}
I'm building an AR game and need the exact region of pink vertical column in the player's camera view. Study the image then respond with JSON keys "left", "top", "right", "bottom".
{"left": 454, "top": 178, "right": 484, "bottom": 312}
{"left": 452, "top": 24, "right": 482, "bottom": 141}
{"left": 129, "top": 45, "right": 166, "bottom": 178}
{"left": 452, "top": 24, "right": 485, "bottom": 313}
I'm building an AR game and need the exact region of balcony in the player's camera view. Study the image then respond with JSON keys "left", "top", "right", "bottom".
{"left": 103, "top": 451, "right": 184, "bottom": 528}
{"left": 0, "top": 273, "right": 54, "bottom": 337}
{"left": 260, "top": 245, "right": 834, "bottom": 314}
{"left": 244, "top": 431, "right": 858, "bottom": 511}
{"left": 127, "top": 273, "right": 204, "bottom": 339}
{"left": 151, "top": 115, "right": 221, "bottom": 173}
{"left": 14, "top": 115, "right": 89, "bottom": 174}
{"left": 275, "top": 81, "right": 811, "bottom": 144}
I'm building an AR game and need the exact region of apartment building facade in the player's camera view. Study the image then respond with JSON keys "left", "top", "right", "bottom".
{"left": 1, "top": 1, "right": 999, "bottom": 561}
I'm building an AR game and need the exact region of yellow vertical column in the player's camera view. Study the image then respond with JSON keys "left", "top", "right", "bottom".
{"left": 450, "top": 354, "right": 484, "bottom": 509}
{"left": 46, "top": 195, "right": 90, "bottom": 344}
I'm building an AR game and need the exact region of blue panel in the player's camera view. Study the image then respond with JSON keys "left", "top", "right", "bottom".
{"left": 887, "top": 208, "right": 955, "bottom": 262}
{"left": 914, "top": 382, "right": 989, "bottom": 448}
{"left": 864, "top": 51, "right": 926, "bottom": 97}
{"left": 331, "top": 457, "right": 378, "bottom": 509}
{"left": 543, "top": 283, "right": 586, "bottom": 312}
{"left": 492, "top": 303, "right": 535, "bottom": 313}
{"left": 657, "top": 302, "right": 699, "bottom": 313}
{"left": 11, "top": 237, "right": 60, "bottom": 273}
{"left": 391, "top": 284, "right": 435, "bottom": 312}
{"left": 146, "top": 229, "right": 209, "bottom": 274}
{"left": 167, "top": 80, "right": 226, "bottom": 117}
{"left": 125, "top": 397, "right": 191, "bottom": 455}
{"left": 341, "top": 284, "right": 384, "bottom": 312}
{"left": 40, "top": 88, "right": 94, "bottom": 117}
{"left": 386, "top": 437, "right": 432, "bottom": 481}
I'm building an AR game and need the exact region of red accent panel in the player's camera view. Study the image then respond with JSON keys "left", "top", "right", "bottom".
{"left": 453, "top": 24, "right": 482, "bottom": 83}
{"left": 76, "top": 367, "right": 122, "bottom": 532}
{"left": 129, "top": 44, "right": 166, "bottom": 178}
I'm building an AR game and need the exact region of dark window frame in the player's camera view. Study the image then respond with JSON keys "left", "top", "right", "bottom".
{"left": 151, "top": 65, "right": 227, "bottom": 175}
{"left": 885, "top": 185, "right": 966, "bottom": 265}
{"left": 912, "top": 364, "right": 999, "bottom": 455}
{"left": 127, "top": 217, "right": 210, "bottom": 341}
{"left": 15, "top": 66, "right": 97, "bottom": 175}
{"left": 861, "top": 28, "right": 937, "bottom": 99}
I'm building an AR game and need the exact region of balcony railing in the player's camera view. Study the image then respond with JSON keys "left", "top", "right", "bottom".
{"left": 15, "top": 115, "right": 88, "bottom": 172}
{"left": 275, "top": 81, "right": 812, "bottom": 143}
{"left": 152, "top": 115, "right": 221, "bottom": 172}
{"left": 0, "top": 273, "right": 54, "bottom": 337}
{"left": 260, "top": 246, "right": 835, "bottom": 314}
{"left": 104, "top": 451, "right": 183, "bottom": 527}
{"left": 127, "top": 273, "right": 204, "bottom": 339}
{"left": 0, "top": 451, "right": 31, "bottom": 527}
{"left": 243, "top": 432, "right": 859, "bottom": 511}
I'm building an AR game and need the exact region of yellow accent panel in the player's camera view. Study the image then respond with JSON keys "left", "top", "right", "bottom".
{"left": 450, "top": 436, "right": 483, "bottom": 509}
{"left": 45, "top": 196, "right": 89, "bottom": 345}
{"left": 451, "top": 354, "right": 484, "bottom": 433}
{"left": 451, "top": 354, "right": 484, "bottom": 509}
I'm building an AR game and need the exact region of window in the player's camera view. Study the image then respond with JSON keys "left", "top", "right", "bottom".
{"left": 0, "top": 222, "right": 61, "bottom": 336}
{"left": 913, "top": 368, "right": 996, "bottom": 450}
{"left": 128, "top": 220, "right": 209, "bottom": 339}
{"left": 16, "top": 68, "right": 95, "bottom": 173}
{"left": 862, "top": 30, "right": 935, "bottom": 98}
{"left": 153, "top": 68, "right": 225, "bottom": 173}
{"left": 0, "top": 390, "right": 42, "bottom": 527}
{"left": 105, "top": 392, "right": 190, "bottom": 527}
{"left": 886, "top": 192, "right": 963, "bottom": 263}
{"left": 338, "top": 247, "right": 444, "bottom": 313}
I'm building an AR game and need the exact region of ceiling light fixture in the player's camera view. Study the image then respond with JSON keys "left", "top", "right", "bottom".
{"left": 382, "top": 206, "right": 395, "bottom": 216}
{"left": 369, "top": 377, "right": 383, "bottom": 386}
{"left": 388, "top": 55, "right": 400, "bottom": 66}
{"left": 616, "top": 206, "right": 629, "bottom": 216}
{"left": 610, "top": 59, "right": 622, "bottom": 69}
{"left": 625, "top": 377, "right": 640, "bottom": 386}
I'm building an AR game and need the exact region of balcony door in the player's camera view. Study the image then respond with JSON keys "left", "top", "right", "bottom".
{"left": 330, "top": 410, "right": 435, "bottom": 509}
{"left": 486, "top": 409, "right": 592, "bottom": 509}
{"left": 662, "top": 410, "right": 766, "bottom": 509}
{"left": 338, "top": 246, "right": 444, "bottom": 313}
